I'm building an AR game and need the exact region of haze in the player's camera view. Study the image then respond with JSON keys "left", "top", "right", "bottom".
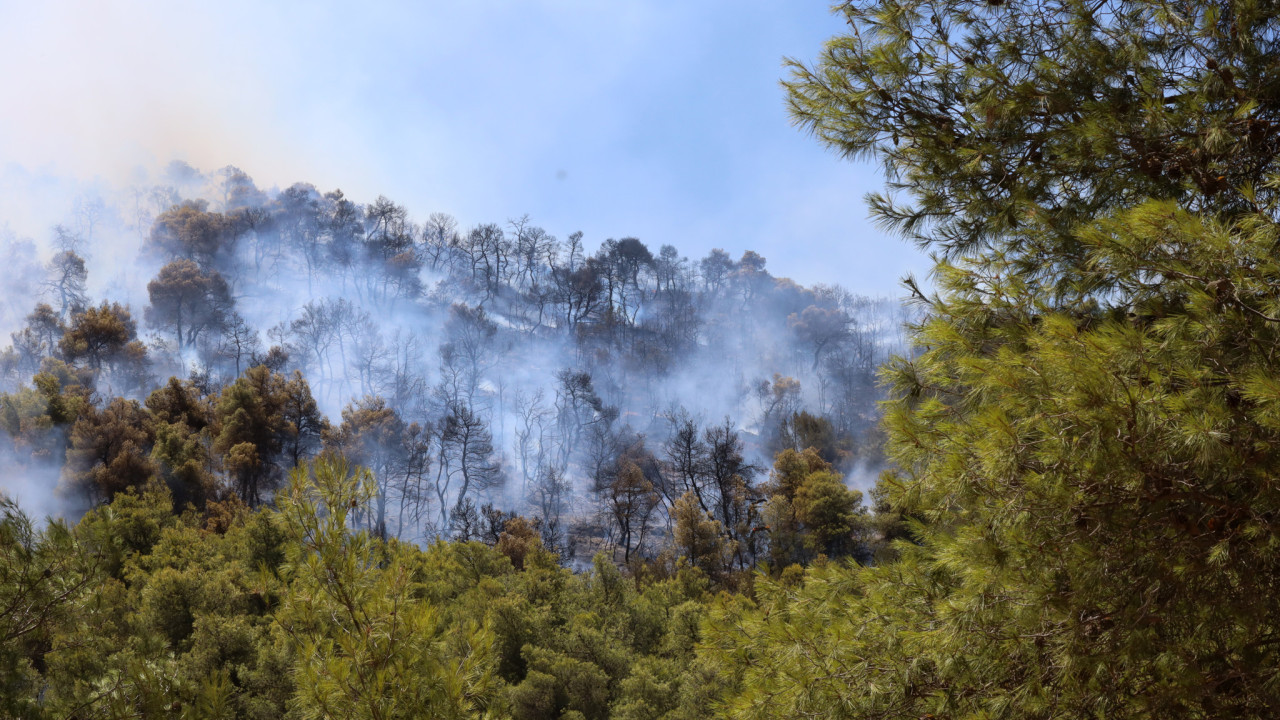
{"left": 0, "top": 1, "right": 928, "bottom": 293}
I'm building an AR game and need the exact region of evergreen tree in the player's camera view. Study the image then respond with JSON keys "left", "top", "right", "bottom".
{"left": 214, "top": 365, "right": 296, "bottom": 505}
{"left": 700, "top": 1, "right": 1280, "bottom": 717}
{"left": 274, "top": 458, "right": 497, "bottom": 719}
{"left": 784, "top": 0, "right": 1280, "bottom": 277}
{"left": 63, "top": 397, "right": 158, "bottom": 504}
{"left": 0, "top": 498, "right": 100, "bottom": 719}
{"left": 145, "top": 259, "right": 233, "bottom": 354}
{"left": 59, "top": 302, "right": 142, "bottom": 375}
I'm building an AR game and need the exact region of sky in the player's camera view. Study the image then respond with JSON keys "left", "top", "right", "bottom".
{"left": 0, "top": 1, "right": 931, "bottom": 296}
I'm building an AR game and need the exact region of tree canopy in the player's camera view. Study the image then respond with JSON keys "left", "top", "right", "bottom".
{"left": 699, "top": 0, "right": 1280, "bottom": 716}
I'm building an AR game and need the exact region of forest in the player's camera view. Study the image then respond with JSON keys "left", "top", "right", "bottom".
{"left": 0, "top": 165, "right": 906, "bottom": 715}
{"left": 0, "top": 152, "right": 906, "bottom": 553}
{"left": 0, "top": 47, "right": 905, "bottom": 720}
{"left": 6, "top": 0, "right": 1280, "bottom": 717}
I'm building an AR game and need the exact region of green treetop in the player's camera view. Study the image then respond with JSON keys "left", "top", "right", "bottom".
{"left": 785, "top": 0, "right": 1280, "bottom": 291}
{"left": 694, "top": 1, "right": 1280, "bottom": 718}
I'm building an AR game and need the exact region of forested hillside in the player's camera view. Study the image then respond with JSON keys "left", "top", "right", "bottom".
{"left": 6, "top": 0, "right": 1280, "bottom": 717}
{"left": 0, "top": 160, "right": 906, "bottom": 557}
{"left": 0, "top": 104, "right": 906, "bottom": 718}
{"left": 0, "top": 160, "right": 906, "bottom": 716}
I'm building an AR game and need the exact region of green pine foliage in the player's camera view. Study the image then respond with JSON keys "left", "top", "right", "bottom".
{"left": 690, "top": 0, "right": 1280, "bottom": 717}
{"left": 698, "top": 204, "right": 1280, "bottom": 717}
{"left": 0, "top": 459, "right": 730, "bottom": 718}
{"left": 274, "top": 458, "right": 498, "bottom": 719}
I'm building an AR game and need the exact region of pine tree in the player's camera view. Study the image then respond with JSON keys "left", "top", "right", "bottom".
{"left": 784, "top": 0, "right": 1280, "bottom": 284}
{"left": 700, "top": 1, "right": 1280, "bottom": 717}
{"left": 274, "top": 457, "right": 497, "bottom": 719}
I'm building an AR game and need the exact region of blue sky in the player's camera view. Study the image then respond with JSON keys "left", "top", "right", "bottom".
{"left": 0, "top": 1, "right": 930, "bottom": 295}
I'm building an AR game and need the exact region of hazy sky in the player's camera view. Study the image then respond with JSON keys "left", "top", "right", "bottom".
{"left": 0, "top": 1, "right": 930, "bottom": 295}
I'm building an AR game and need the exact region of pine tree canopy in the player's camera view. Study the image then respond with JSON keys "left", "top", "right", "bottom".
{"left": 691, "top": 1, "right": 1280, "bottom": 717}
{"left": 785, "top": 0, "right": 1280, "bottom": 293}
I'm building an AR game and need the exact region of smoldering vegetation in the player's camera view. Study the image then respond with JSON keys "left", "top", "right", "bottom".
{"left": 0, "top": 161, "right": 910, "bottom": 565}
